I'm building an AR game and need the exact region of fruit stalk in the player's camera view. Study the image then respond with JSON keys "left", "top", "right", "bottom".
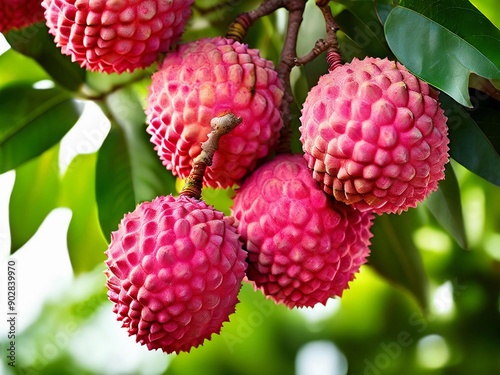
{"left": 316, "top": 0, "right": 343, "bottom": 71}
{"left": 180, "top": 112, "right": 242, "bottom": 199}
{"left": 226, "top": 0, "right": 286, "bottom": 42}
{"left": 275, "top": 0, "right": 307, "bottom": 153}
{"left": 293, "top": 1, "right": 341, "bottom": 70}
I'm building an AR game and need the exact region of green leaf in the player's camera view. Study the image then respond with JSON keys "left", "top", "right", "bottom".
{"left": 440, "top": 93, "right": 500, "bottom": 186}
{"left": 0, "top": 49, "right": 49, "bottom": 88}
{"left": 84, "top": 68, "right": 154, "bottom": 97}
{"left": 60, "top": 153, "right": 108, "bottom": 274}
{"left": 334, "top": 0, "right": 393, "bottom": 60}
{"left": 424, "top": 162, "right": 468, "bottom": 249}
{"left": 471, "top": 107, "right": 500, "bottom": 154}
{"left": 95, "top": 124, "right": 136, "bottom": 240}
{"left": 96, "top": 86, "right": 176, "bottom": 240}
{"left": 5, "top": 22, "right": 86, "bottom": 92}
{"left": 469, "top": 74, "right": 500, "bottom": 102}
{"left": 369, "top": 211, "right": 429, "bottom": 310}
{"left": 201, "top": 187, "right": 236, "bottom": 216}
{"left": 9, "top": 145, "right": 60, "bottom": 253}
{"left": 375, "top": 0, "right": 394, "bottom": 25}
{"left": 104, "top": 87, "right": 176, "bottom": 203}
{"left": 470, "top": 0, "right": 500, "bottom": 28}
{"left": 384, "top": 1, "right": 500, "bottom": 107}
{"left": 467, "top": 88, "right": 500, "bottom": 155}
{"left": 0, "top": 83, "right": 82, "bottom": 173}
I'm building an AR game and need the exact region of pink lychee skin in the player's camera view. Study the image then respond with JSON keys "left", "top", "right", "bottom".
{"left": 105, "top": 195, "right": 247, "bottom": 354}
{"left": 300, "top": 57, "right": 449, "bottom": 214}
{"left": 42, "top": 0, "right": 193, "bottom": 73}
{"left": 146, "top": 36, "right": 284, "bottom": 188}
{"left": 231, "top": 154, "right": 373, "bottom": 308}
{"left": 0, "top": 0, "right": 45, "bottom": 33}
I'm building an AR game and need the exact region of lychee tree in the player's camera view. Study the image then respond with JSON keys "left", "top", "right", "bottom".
{"left": 0, "top": 0, "right": 499, "bottom": 374}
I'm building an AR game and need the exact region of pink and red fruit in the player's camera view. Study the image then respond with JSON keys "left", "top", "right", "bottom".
{"left": 105, "top": 195, "right": 247, "bottom": 354}
{"left": 300, "top": 57, "right": 449, "bottom": 214}
{"left": 0, "top": 0, "right": 44, "bottom": 33}
{"left": 146, "top": 36, "right": 284, "bottom": 188}
{"left": 232, "top": 154, "right": 373, "bottom": 308}
{"left": 42, "top": 0, "right": 193, "bottom": 73}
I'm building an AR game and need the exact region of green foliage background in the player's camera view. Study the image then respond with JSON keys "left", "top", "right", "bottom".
{"left": 0, "top": 0, "right": 499, "bottom": 374}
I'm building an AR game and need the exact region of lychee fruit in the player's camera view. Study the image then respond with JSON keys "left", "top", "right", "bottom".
{"left": 300, "top": 57, "right": 449, "bottom": 214}
{"left": 231, "top": 153, "right": 373, "bottom": 308}
{"left": 0, "top": 0, "right": 45, "bottom": 33}
{"left": 146, "top": 36, "right": 284, "bottom": 188}
{"left": 42, "top": 0, "right": 194, "bottom": 73}
{"left": 105, "top": 194, "right": 247, "bottom": 354}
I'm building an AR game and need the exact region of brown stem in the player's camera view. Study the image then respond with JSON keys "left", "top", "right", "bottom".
{"left": 275, "top": 0, "right": 307, "bottom": 154}
{"left": 294, "top": 1, "right": 342, "bottom": 69}
{"left": 226, "top": 0, "right": 286, "bottom": 42}
{"left": 294, "top": 38, "right": 330, "bottom": 66}
{"left": 180, "top": 112, "right": 242, "bottom": 199}
{"left": 317, "top": 0, "right": 342, "bottom": 71}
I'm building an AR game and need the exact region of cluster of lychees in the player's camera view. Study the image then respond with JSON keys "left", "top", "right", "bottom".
{"left": 3, "top": 0, "right": 449, "bottom": 354}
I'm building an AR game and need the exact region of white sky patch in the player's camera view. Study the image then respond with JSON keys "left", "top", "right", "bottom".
{"left": 431, "top": 281, "right": 455, "bottom": 318}
{"left": 32, "top": 80, "right": 55, "bottom": 90}
{"left": 59, "top": 101, "right": 110, "bottom": 173}
{"left": 296, "top": 340, "right": 348, "bottom": 375}
{"left": 296, "top": 298, "right": 342, "bottom": 325}
{"left": 0, "top": 34, "right": 10, "bottom": 55}
{"left": 1, "top": 170, "right": 74, "bottom": 334}
{"left": 2, "top": 209, "right": 74, "bottom": 333}
{"left": 69, "top": 305, "right": 171, "bottom": 375}
{"left": 0, "top": 91, "right": 109, "bottom": 337}
{"left": 276, "top": 7, "right": 288, "bottom": 34}
{"left": 417, "top": 334, "right": 450, "bottom": 369}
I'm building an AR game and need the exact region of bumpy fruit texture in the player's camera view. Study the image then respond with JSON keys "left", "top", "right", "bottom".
{"left": 300, "top": 57, "right": 449, "bottom": 214}
{"left": 42, "top": 0, "right": 193, "bottom": 73}
{"left": 146, "top": 36, "right": 284, "bottom": 188}
{"left": 105, "top": 195, "right": 247, "bottom": 354}
{"left": 232, "top": 154, "right": 373, "bottom": 308}
{"left": 0, "top": 0, "right": 45, "bottom": 32}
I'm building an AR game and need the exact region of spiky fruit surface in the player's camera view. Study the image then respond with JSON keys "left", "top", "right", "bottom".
{"left": 300, "top": 57, "right": 449, "bottom": 214}
{"left": 0, "top": 0, "right": 44, "bottom": 32}
{"left": 42, "top": 0, "right": 193, "bottom": 73}
{"left": 105, "top": 195, "right": 247, "bottom": 354}
{"left": 146, "top": 36, "right": 284, "bottom": 188}
{"left": 232, "top": 154, "right": 373, "bottom": 308}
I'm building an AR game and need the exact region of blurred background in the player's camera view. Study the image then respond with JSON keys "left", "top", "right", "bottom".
{"left": 1, "top": 0, "right": 499, "bottom": 374}
{"left": 1, "top": 158, "right": 499, "bottom": 375}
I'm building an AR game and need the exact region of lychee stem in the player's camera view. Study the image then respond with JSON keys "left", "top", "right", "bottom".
{"left": 225, "top": 0, "right": 285, "bottom": 42}
{"left": 293, "top": 1, "right": 341, "bottom": 68}
{"left": 316, "top": 0, "right": 343, "bottom": 71}
{"left": 180, "top": 113, "right": 242, "bottom": 199}
{"left": 275, "top": 0, "right": 307, "bottom": 154}
{"left": 226, "top": 13, "right": 253, "bottom": 43}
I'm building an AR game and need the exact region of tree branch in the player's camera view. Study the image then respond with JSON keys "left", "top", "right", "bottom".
{"left": 226, "top": 0, "right": 286, "bottom": 42}
{"left": 180, "top": 112, "right": 242, "bottom": 199}
{"left": 293, "top": 1, "right": 342, "bottom": 69}
{"left": 317, "top": 0, "right": 342, "bottom": 71}
{"left": 275, "top": 0, "right": 307, "bottom": 153}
